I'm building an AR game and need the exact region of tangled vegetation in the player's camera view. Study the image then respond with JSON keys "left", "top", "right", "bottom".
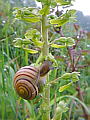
{"left": 0, "top": 0, "right": 90, "bottom": 120}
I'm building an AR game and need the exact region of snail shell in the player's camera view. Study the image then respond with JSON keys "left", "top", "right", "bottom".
{"left": 14, "top": 60, "right": 53, "bottom": 100}
{"left": 14, "top": 66, "right": 40, "bottom": 100}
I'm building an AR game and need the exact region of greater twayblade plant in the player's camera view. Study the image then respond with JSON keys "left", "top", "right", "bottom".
{"left": 13, "top": 0, "right": 80, "bottom": 119}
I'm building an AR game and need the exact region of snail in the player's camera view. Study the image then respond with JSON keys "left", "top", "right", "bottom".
{"left": 13, "top": 60, "right": 53, "bottom": 100}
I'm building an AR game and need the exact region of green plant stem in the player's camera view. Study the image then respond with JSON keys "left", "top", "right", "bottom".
{"left": 41, "top": 15, "right": 49, "bottom": 56}
{"left": 25, "top": 45, "right": 28, "bottom": 65}
{"left": 25, "top": 51, "right": 28, "bottom": 65}
{"left": 40, "top": 4, "right": 50, "bottom": 120}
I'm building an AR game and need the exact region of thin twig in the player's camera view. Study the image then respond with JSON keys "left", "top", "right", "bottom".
{"left": 59, "top": 24, "right": 89, "bottom": 119}
{"left": 74, "top": 54, "right": 81, "bottom": 68}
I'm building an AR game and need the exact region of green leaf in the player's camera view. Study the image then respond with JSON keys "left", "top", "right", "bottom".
{"left": 71, "top": 72, "right": 80, "bottom": 82}
{"left": 23, "top": 48, "right": 38, "bottom": 54}
{"left": 61, "top": 73, "right": 72, "bottom": 79}
{"left": 50, "top": 9, "right": 76, "bottom": 26}
{"left": 59, "top": 82, "right": 73, "bottom": 92}
{"left": 51, "top": 43, "right": 66, "bottom": 48}
{"left": 25, "top": 29, "right": 40, "bottom": 40}
{"left": 55, "top": 37, "right": 67, "bottom": 43}
{"left": 61, "top": 72, "right": 80, "bottom": 82}
{"left": 39, "top": 5, "right": 50, "bottom": 15}
{"left": 22, "top": 17, "right": 40, "bottom": 23}
{"left": 56, "top": 0, "right": 71, "bottom": 5}
{"left": 52, "top": 37, "right": 75, "bottom": 47}
{"left": 50, "top": 19, "right": 64, "bottom": 25}
{"left": 65, "top": 37, "right": 75, "bottom": 46}
{"left": 33, "top": 40, "right": 44, "bottom": 47}
{"left": 13, "top": 38, "right": 24, "bottom": 48}
{"left": 13, "top": 38, "right": 31, "bottom": 48}
{"left": 23, "top": 39, "right": 32, "bottom": 44}
{"left": 13, "top": 7, "right": 41, "bottom": 23}
{"left": 25, "top": 29, "right": 43, "bottom": 47}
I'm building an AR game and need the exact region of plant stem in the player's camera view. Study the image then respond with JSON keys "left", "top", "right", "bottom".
{"left": 40, "top": 4, "right": 50, "bottom": 120}
{"left": 41, "top": 15, "right": 49, "bottom": 56}
{"left": 76, "top": 82, "right": 88, "bottom": 119}
{"left": 59, "top": 27, "right": 89, "bottom": 119}
{"left": 25, "top": 51, "right": 28, "bottom": 65}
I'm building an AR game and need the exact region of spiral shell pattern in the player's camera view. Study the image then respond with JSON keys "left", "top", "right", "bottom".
{"left": 14, "top": 66, "right": 40, "bottom": 100}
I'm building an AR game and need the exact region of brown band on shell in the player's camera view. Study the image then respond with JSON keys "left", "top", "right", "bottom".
{"left": 14, "top": 79, "right": 38, "bottom": 100}
{"left": 13, "top": 66, "right": 39, "bottom": 100}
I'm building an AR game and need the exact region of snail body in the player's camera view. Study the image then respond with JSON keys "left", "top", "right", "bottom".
{"left": 14, "top": 60, "right": 53, "bottom": 100}
{"left": 40, "top": 60, "right": 53, "bottom": 77}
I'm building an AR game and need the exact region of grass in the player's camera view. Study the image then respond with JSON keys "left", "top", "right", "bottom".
{"left": 0, "top": 0, "right": 90, "bottom": 120}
